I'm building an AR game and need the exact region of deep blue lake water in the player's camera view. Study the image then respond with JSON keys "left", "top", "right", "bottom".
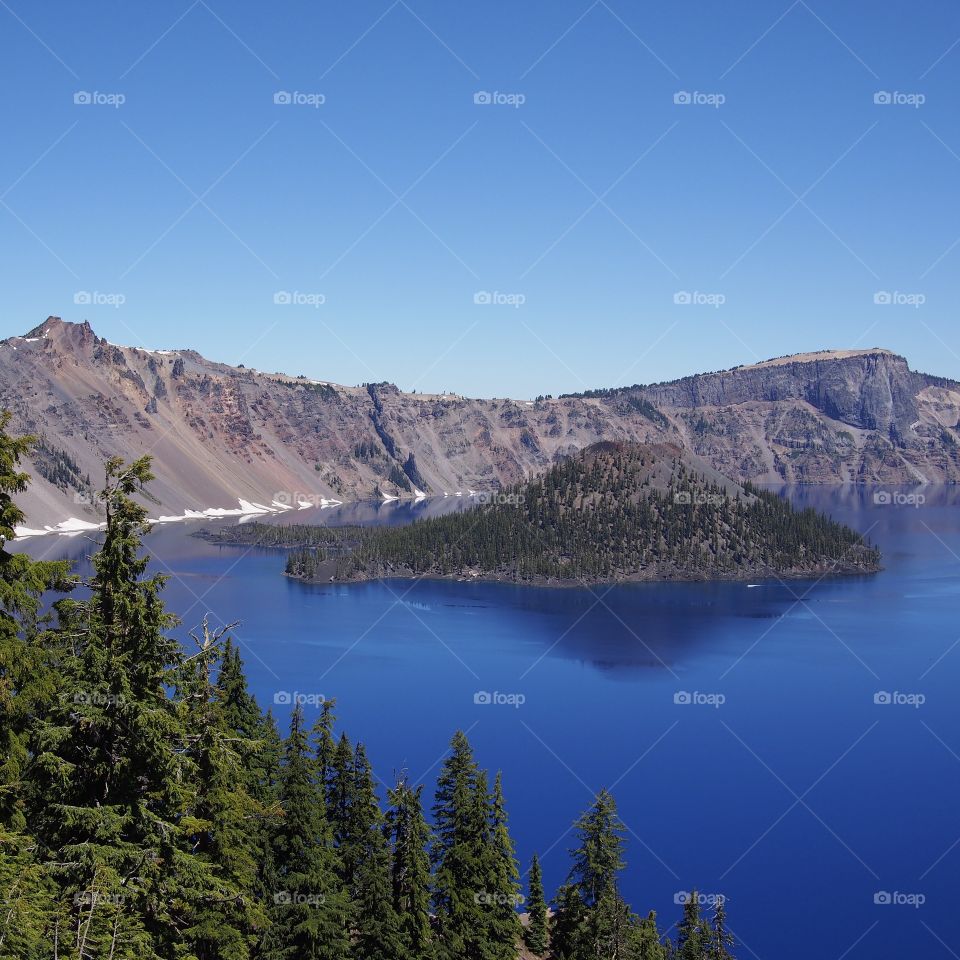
{"left": 24, "top": 487, "right": 960, "bottom": 959}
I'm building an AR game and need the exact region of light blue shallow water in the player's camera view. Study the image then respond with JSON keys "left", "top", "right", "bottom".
{"left": 25, "top": 486, "right": 960, "bottom": 959}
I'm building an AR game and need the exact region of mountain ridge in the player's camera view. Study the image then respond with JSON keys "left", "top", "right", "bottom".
{"left": 4, "top": 317, "right": 959, "bottom": 530}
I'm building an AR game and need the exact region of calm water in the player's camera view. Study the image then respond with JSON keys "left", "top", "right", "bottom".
{"left": 24, "top": 487, "right": 960, "bottom": 959}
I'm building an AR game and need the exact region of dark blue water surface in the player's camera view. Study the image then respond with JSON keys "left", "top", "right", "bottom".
{"left": 24, "top": 487, "right": 960, "bottom": 959}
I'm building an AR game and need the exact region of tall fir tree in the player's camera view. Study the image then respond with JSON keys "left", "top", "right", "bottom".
{"left": 550, "top": 884, "right": 587, "bottom": 960}
{"left": 523, "top": 853, "right": 549, "bottom": 957}
{"left": 482, "top": 771, "right": 522, "bottom": 957}
{"left": 385, "top": 779, "right": 433, "bottom": 960}
{"left": 431, "top": 731, "right": 487, "bottom": 960}
{"left": 176, "top": 618, "right": 266, "bottom": 960}
{"left": 29, "top": 456, "right": 192, "bottom": 960}
{"left": 675, "top": 893, "right": 712, "bottom": 960}
{"left": 0, "top": 414, "right": 72, "bottom": 832}
{"left": 710, "top": 897, "right": 735, "bottom": 960}
{"left": 349, "top": 743, "right": 404, "bottom": 960}
{"left": 266, "top": 704, "right": 349, "bottom": 960}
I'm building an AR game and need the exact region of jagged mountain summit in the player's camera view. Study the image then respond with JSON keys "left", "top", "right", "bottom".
{"left": 2, "top": 317, "right": 958, "bottom": 530}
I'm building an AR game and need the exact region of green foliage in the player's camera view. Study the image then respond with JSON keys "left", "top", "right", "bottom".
{"left": 523, "top": 854, "right": 548, "bottom": 956}
{"left": 265, "top": 443, "right": 880, "bottom": 584}
{"left": 0, "top": 419, "right": 737, "bottom": 960}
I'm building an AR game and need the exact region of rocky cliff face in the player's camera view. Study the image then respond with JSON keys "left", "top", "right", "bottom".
{"left": 3, "top": 320, "right": 958, "bottom": 529}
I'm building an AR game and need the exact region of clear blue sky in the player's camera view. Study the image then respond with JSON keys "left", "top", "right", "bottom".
{"left": 2, "top": 0, "right": 960, "bottom": 396}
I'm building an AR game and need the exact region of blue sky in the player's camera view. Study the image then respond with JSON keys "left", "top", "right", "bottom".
{"left": 2, "top": 0, "right": 960, "bottom": 396}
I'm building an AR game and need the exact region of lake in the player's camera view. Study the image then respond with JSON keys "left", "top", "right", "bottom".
{"left": 23, "top": 486, "right": 960, "bottom": 959}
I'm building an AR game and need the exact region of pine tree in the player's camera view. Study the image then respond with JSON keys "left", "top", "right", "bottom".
{"left": 0, "top": 417, "right": 71, "bottom": 959}
{"left": 385, "top": 779, "right": 432, "bottom": 960}
{"left": 176, "top": 618, "right": 266, "bottom": 959}
{"left": 550, "top": 884, "right": 587, "bottom": 960}
{"left": 483, "top": 771, "right": 522, "bottom": 957}
{"left": 710, "top": 897, "right": 735, "bottom": 960}
{"left": 312, "top": 696, "right": 338, "bottom": 794}
{"left": 564, "top": 788, "right": 642, "bottom": 960}
{"left": 328, "top": 732, "right": 356, "bottom": 883}
{"left": 431, "top": 731, "right": 487, "bottom": 960}
{"left": 0, "top": 414, "right": 72, "bottom": 832}
{"left": 350, "top": 743, "right": 404, "bottom": 960}
{"left": 523, "top": 853, "right": 548, "bottom": 956}
{"left": 675, "top": 893, "right": 712, "bottom": 960}
{"left": 29, "top": 456, "right": 190, "bottom": 960}
{"left": 267, "top": 704, "right": 349, "bottom": 960}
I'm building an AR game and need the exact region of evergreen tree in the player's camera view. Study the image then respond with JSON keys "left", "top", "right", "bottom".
{"left": 350, "top": 743, "right": 403, "bottom": 960}
{"left": 312, "top": 697, "right": 338, "bottom": 794}
{"left": 523, "top": 853, "right": 548, "bottom": 956}
{"left": 267, "top": 704, "right": 349, "bottom": 960}
{"left": 29, "top": 456, "right": 190, "bottom": 960}
{"left": 176, "top": 618, "right": 266, "bottom": 959}
{"left": 550, "top": 884, "right": 587, "bottom": 960}
{"left": 675, "top": 893, "right": 712, "bottom": 960}
{"left": 626, "top": 911, "right": 668, "bottom": 960}
{"left": 385, "top": 779, "right": 432, "bottom": 960}
{"left": 0, "top": 414, "right": 72, "bottom": 832}
{"left": 431, "top": 731, "right": 487, "bottom": 959}
{"left": 483, "top": 772, "right": 522, "bottom": 956}
{"left": 562, "top": 788, "right": 648, "bottom": 960}
{"left": 710, "top": 897, "right": 735, "bottom": 960}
